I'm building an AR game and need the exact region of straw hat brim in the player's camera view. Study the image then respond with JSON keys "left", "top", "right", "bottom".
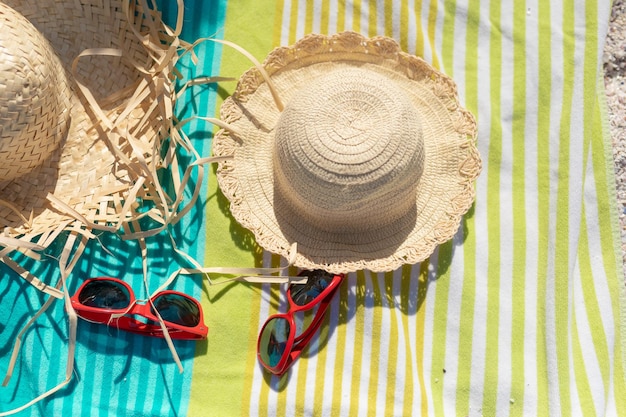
{"left": 213, "top": 32, "right": 482, "bottom": 274}
{"left": 0, "top": 0, "right": 160, "bottom": 241}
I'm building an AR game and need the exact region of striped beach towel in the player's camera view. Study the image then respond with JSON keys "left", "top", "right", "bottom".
{"left": 1, "top": 0, "right": 626, "bottom": 416}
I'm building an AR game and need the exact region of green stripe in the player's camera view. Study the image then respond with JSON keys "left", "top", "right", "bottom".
{"left": 426, "top": 0, "right": 439, "bottom": 69}
{"left": 188, "top": 0, "right": 276, "bottom": 414}
{"left": 430, "top": 242, "right": 453, "bottom": 417}
{"left": 482, "top": 0, "right": 503, "bottom": 413}
{"left": 535, "top": 0, "right": 552, "bottom": 412}
{"left": 414, "top": 0, "right": 425, "bottom": 58}
{"left": 554, "top": 0, "right": 576, "bottom": 413}
{"left": 510, "top": 0, "right": 528, "bottom": 413}
{"left": 439, "top": 0, "right": 456, "bottom": 73}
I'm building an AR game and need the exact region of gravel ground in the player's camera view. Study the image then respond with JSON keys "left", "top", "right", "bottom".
{"left": 604, "top": 0, "right": 626, "bottom": 283}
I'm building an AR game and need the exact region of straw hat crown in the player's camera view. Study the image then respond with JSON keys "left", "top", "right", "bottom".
{"left": 0, "top": 4, "right": 71, "bottom": 181}
{"left": 274, "top": 67, "right": 425, "bottom": 233}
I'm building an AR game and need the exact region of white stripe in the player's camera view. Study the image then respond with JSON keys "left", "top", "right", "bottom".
{"left": 468, "top": 0, "right": 491, "bottom": 411}
{"left": 497, "top": 0, "right": 515, "bottom": 413}
{"left": 434, "top": 0, "right": 445, "bottom": 63}
{"left": 420, "top": 0, "right": 433, "bottom": 63}
{"left": 523, "top": 0, "right": 540, "bottom": 413}
{"left": 357, "top": 271, "right": 375, "bottom": 416}
{"left": 442, "top": 232, "right": 465, "bottom": 416}
{"left": 344, "top": 0, "right": 354, "bottom": 32}
{"left": 339, "top": 272, "right": 358, "bottom": 416}
{"left": 568, "top": 0, "right": 586, "bottom": 276}
{"left": 422, "top": 247, "right": 439, "bottom": 417}
{"left": 565, "top": 3, "right": 589, "bottom": 414}
{"left": 328, "top": 0, "right": 338, "bottom": 33}
{"left": 376, "top": 0, "right": 386, "bottom": 35}
{"left": 545, "top": 0, "right": 565, "bottom": 413}
{"left": 321, "top": 290, "right": 341, "bottom": 414}
{"left": 296, "top": 0, "right": 306, "bottom": 41}
{"left": 360, "top": 0, "right": 370, "bottom": 36}
{"left": 375, "top": 272, "right": 392, "bottom": 416}
{"left": 391, "top": 269, "right": 407, "bottom": 416}
{"left": 391, "top": 0, "right": 401, "bottom": 40}
{"left": 311, "top": 0, "right": 322, "bottom": 33}
{"left": 451, "top": 0, "right": 468, "bottom": 93}
{"left": 407, "top": 265, "right": 422, "bottom": 415}
{"left": 280, "top": 0, "right": 292, "bottom": 46}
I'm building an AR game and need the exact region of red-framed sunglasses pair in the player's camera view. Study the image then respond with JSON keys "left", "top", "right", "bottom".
{"left": 257, "top": 270, "right": 344, "bottom": 376}
{"left": 70, "top": 277, "right": 207, "bottom": 340}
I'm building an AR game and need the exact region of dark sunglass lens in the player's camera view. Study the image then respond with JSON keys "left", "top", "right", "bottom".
{"left": 152, "top": 294, "right": 200, "bottom": 327}
{"left": 290, "top": 270, "right": 334, "bottom": 306}
{"left": 259, "top": 317, "right": 291, "bottom": 368}
{"left": 78, "top": 280, "right": 131, "bottom": 309}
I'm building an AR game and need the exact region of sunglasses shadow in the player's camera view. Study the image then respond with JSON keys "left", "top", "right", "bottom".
{"left": 260, "top": 257, "right": 457, "bottom": 389}
{"left": 74, "top": 320, "right": 200, "bottom": 379}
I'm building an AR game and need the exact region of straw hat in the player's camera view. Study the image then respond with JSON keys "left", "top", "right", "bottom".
{"left": 213, "top": 32, "right": 482, "bottom": 274}
{"left": 0, "top": 0, "right": 188, "bottom": 274}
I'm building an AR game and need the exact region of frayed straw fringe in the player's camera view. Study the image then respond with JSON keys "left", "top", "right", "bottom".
{"left": 0, "top": 1, "right": 301, "bottom": 414}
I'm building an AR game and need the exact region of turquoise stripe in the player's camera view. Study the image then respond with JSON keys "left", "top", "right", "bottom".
{"left": 0, "top": 1, "right": 226, "bottom": 415}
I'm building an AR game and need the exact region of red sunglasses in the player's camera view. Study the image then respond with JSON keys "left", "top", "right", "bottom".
{"left": 70, "top": 277, "right": 207, "bottom": 340}
{"left": 257, "top": 270, "right": 344, "bottom": 375}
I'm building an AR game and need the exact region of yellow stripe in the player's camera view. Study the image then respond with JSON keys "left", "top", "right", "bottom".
{"left": 426, "top": 0, "right": 439, "bottom": 68}
{"left": 481, "top": 0, "right": 503, "bottom": 412}
{"left": 511, "top": 0, "right": 529, "bottom": 411}
{"left": 414, "top": 0, "right": 425, "bottom": 58}
{"left": 535, "top": 0, "right": 552, "bottom": 412}
{"left": 348, "top": 270, "right": 367, "bottom": 416}
{"left": 384, "top": 0, "right": 394, "bottom": 36}
{"left": 368, "top": 0, "right": 377, "bottom": 37}
{"left": 399, "top": 0, "right": 409, "bottom": 50}
{"left": 400, "top": 265, "right": 416, "bottom": 416}
{"left": 438, "top": 0, "right": 456, "bottom": 72}
{"left": 336, "top": 0, "right": 346, "bottom": 32}
{"left": 384, "top": 271, "right": 400, "bottom": 417}
{"left": 554, "top": 0, "right": 576, "bottom": 413}
{"left": 353, "top": 0, "right": 362, "bottom": 33}
{"left": 304, "top": 0, "right": 313, "bottom": 34}
{"left": 320, "top": 0, "right": 330, "bottom": 33}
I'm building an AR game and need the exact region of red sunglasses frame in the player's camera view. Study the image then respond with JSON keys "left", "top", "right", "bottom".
{"left": 256, "top": 272, "right": 344, "bottom": 375}
{"left": 70, "top": 277, "right": 208, "bottom": 340}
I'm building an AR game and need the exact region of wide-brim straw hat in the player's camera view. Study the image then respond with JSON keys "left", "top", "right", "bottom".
{"left": 213, "top": 32, "right": 482, "bottom": 274}
{"left": 0, "top": 0, "right": 196, "bottom": 291}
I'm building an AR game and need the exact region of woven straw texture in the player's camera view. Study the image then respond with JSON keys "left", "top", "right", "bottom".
{"left": 0, "top": 0, "right": 183, "bottom": 259}
{"left": 213, "top": 32, "right": 482, "bottom": 273}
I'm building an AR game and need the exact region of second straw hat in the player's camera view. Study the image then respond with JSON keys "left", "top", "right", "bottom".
{"left": 213, "top": 32, "right": 482, "bottom": 274}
